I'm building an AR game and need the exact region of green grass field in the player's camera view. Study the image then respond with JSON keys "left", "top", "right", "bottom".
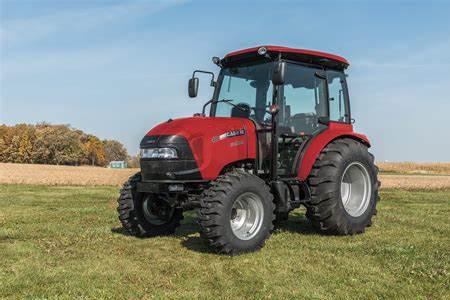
{"left": 0, "top": 185, "right": 449, "bottom": 299}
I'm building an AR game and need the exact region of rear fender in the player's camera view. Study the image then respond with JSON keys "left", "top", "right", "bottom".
{"left": 297, "top": 122, "right": 370, "bottom": 181}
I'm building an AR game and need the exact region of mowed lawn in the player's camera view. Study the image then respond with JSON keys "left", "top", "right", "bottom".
{"left": 0, "top": 185, "right": 449, "bottom": 299}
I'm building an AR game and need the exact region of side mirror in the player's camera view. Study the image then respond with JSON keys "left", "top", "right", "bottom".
{"left": 188, "top": 77, "right": 199, "bottom": 98}
{"left": 272, "top": 61, "right": 286, "bottom": 85}
{"left": 318, "top": 116, "right": 330, "bottom": 125}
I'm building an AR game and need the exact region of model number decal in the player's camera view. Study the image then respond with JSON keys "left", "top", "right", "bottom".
{"left": 229, "top": 140, "right": 244, "bottom": 147}
{"left": 212, "top": 128, "right": 246, "bottom": 143}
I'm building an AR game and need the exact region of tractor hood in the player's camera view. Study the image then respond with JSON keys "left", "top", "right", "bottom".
{"left": 140, "top": 116, "right": 257, "bottom": 180}
{"left": 144, "top": 116, "right": 254, "bottom": 141}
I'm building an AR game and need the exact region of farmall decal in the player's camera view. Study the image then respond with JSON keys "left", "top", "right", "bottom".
{"left": 212, "top": 128, "right": 246, "bottom": 143}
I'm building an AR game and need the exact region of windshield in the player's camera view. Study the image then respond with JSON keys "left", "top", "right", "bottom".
{"left": 213, "top": 62, "right": 273, "bottom": 124}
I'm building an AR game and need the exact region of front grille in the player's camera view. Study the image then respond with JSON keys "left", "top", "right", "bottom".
{"left": 140, "top": 134, "right": 201, "bottom": 181}
{"left": 140, "top": 159, "right": 201, "bottom": 181}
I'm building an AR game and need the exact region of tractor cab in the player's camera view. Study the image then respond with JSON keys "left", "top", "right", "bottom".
{"left": 190, "top": 46, "right": 351, "bottom": 178}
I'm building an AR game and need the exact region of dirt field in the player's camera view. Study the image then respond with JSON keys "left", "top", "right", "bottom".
{"left": 0, "top": 163, "right": 136, "bottom": 186}
{"left": 1, "top": 162, "right": 450, "bottom": 189}
{"left": 380, "top": 174, "right": 450, "bottom": 189}
{"left": 378, "top": 162, "right": 450, "bottom": 175}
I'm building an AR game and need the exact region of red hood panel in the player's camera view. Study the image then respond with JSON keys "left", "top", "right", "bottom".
{"left": 146, "top": 117, "right": 257, "bottom": 180}
{"left": 147, "top": 117, "right": 245, "bottom": 138}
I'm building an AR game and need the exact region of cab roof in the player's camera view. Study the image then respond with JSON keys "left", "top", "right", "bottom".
{"left": 222, "top": 45, "right": 349, "bottom": 70}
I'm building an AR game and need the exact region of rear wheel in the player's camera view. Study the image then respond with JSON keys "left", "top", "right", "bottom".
{"left": 117, "top": 173, "right": 183, "bottom": 237}
{"left": 306, "top": 138, "right": 380, "bottom": 235}
{"left": 198, "top": 170, "right": 275, "bottom": 255}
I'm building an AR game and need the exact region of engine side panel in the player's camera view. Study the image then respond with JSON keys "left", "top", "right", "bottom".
{"left": 297, "top": 122, "right": 371, "bottom": 181}
{"left": 146, "top": 117, "right": 257, "bottom": 181}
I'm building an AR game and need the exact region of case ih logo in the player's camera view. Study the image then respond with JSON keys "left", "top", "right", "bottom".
{"left": 212, "top": 128, "right": 246, "bottom": 143}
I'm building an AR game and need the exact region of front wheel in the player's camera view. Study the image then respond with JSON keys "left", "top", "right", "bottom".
{"left": 198, "top": 170, "right": 275, "bottom": 255}
{"left": 306, "top": 138, "right": 380, "bottom": 235}
{"left": 117, "top": 173, "right": 183, "bottom": 237}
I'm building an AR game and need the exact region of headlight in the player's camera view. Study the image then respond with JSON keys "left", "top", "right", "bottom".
{"left": 140, "top": 148, "right": 178, "bottom": 159}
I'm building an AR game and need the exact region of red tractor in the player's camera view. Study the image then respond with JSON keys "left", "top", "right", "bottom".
{"left": 118, "top": 46, "right": 380, "bottom": 255}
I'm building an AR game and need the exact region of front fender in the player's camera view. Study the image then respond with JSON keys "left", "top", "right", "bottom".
{"left": 297, "top": 122, "right": 370, "bottom": 181}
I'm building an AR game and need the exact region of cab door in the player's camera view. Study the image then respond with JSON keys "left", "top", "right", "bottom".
{"left": 276, "top": 63, "right": 328, "bottom": 177}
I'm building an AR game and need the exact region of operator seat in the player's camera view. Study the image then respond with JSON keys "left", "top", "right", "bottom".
{"left": 290, "top": 113, "right": 315, "bottom": 134}
{"left": 231, "top": 103, "right": 251, "bottom": 118}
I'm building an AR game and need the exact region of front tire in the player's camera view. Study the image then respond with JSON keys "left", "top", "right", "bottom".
{"left": 306, "top": 138, "right": 380, "bottom": 235}
{"left": 117, "top": 172, "right": 183, "bottom": 237}
{"left": 198, "top": 170, "right": 275, "bottom": 255}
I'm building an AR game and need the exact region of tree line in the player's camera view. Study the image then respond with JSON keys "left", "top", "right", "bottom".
{"left": 0, "top": 123, "right": 130, "bottom": 166}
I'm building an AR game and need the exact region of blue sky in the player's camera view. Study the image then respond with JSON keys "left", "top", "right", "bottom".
{"left": 1, "top": 0, "right": 449, "bottom": 161}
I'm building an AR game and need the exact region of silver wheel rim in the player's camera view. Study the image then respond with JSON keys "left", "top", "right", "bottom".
{"left": 142, "top": 196, "right": 174, "bottom": 225}
{"left": 340, "top": 162, "right": 372, "bottom": 217}
{"left": 230, "top": 192, "right": 264, "bottom": 240}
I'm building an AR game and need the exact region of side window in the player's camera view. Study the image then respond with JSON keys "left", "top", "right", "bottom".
{"left": 280, "top": 64, "right": 327, "bottom": 135}
{"left": 327, "top": 70, "right": 349, "bottom": 122}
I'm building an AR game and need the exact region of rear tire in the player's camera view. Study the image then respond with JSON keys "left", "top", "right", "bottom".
{"left": 305, "top": 138, "right": 380, "bottom": 235}
{"left": 117, "top": 172, "right": 183, "bottom": 237}
{"left": 198, "top": 170, "right": 275, "bottom": 255}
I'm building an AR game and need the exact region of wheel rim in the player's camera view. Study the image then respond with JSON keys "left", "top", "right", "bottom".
{"left": 142, "top": 196, "right": 174, "bottom": 225}
{"left": 230, "top": 192, "right": 264, "bottom": 240}
{"left": 340, "top": 162, "right": 372, "bottom": 217}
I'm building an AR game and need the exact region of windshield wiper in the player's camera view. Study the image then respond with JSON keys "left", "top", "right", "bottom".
{"left": 216, "top": 99, "right": 250, "bottom": 112}
{"left": 202, "top": 98, "right": 249, "bottom": 116}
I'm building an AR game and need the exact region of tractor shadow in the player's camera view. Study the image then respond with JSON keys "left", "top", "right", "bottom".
{"left": 274, "top": 213, "right": 318, "bottom": 235}
{"left": 181, "top": 212, "right": 318, "bottom": 254}
{"left": 112, "top": 212, "right": 317, "bottom": 254}
{"left": 110, "top": 213, "right": 200, "bottom": 237}
{"left": 110, "top": 227, "right": 131, "bottom": 236}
